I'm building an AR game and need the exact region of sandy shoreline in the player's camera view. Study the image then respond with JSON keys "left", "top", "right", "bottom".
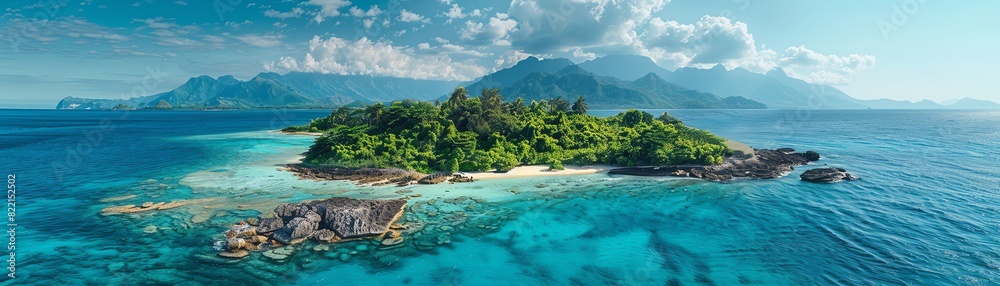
{"left": 460, "top": 164, "right": 614, "bottom": 180}
{"left": 279, "top": 131, "right": 324, "bottom": 136}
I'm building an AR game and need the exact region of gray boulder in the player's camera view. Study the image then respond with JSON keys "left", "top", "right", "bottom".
{"left": 256, "top": 217, "right": 284, "bottom": 233}
{"left": 313, "top": 197, "right": 407, "bottom": 238}
{"left": 313, "top": 229, "right": 339, "bottom": 243}
{"left": 274, "top": 203, "right": 319, "bottom": 222}
{"left": 271, "top": 229, "right": 293, "bottom": 245}
{"left": 284, "top": 216, "right": 319, "bottom": 240}
{"left": 800, "top": 167, "right": 857, "bottom": 183}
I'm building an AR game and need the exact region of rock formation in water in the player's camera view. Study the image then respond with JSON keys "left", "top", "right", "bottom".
{"left": 608, "top": 148, "right": 822, "bottom": 181}
{"left": 800, "top": 167, "right": 858, "bottom": 183}
{"left": 219, "top": 197, "right": 407, "bottom": 259}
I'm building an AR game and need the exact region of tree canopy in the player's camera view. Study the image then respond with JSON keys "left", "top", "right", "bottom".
{"left": 285, "top": 87, "right": 730, "bottom": 173}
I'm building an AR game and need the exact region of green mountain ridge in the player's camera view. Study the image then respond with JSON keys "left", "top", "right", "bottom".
{"left": 495, "top": 65, "right": 766, "bottom": 109}
{"left": 56, "top": 73, "right": 463, "bottom": 110}
{"left": 53, "top": 55, "right": 1000, "bottom": 110}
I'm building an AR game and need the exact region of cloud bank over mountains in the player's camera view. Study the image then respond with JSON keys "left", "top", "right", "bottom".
{"left": 1, "top": 0, "right": 898, "bottom": 108}
{"left": 260, "top": 0, "right": 874, "bottom": 84}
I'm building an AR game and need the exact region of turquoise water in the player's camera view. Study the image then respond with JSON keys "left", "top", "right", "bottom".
{"left": 0, "top": 109, "right": 998, "bottom": 285}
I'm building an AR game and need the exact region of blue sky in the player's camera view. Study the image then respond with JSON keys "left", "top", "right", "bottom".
{"left": 1, "top": 0, "right": 998, "bottom": 108}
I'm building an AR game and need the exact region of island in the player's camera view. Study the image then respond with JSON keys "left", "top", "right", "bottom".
{"left": 284, "top": 87, "right": 734, "bottom": 179}
{"left": 283, "top": 87, "right": 856, "bottom": 184}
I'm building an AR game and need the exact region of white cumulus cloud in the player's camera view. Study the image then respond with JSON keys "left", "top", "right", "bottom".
{"left": 777, "top": 46, "right": 877, "bottom": 85}
{"left": 348, "top": 5, "right": 381, "bottom": 18}
{"left": 507, "top": 0, "right": 667, "bottom": 52}
{"left": 399, "top": 9, "right": 428, "bottom": 23}
{"left": 264, "top": 8, "right": 304, "bottom": 19}
{"left": 460, "top": 13, "right": 518, "bottom": 46}
{"left": 306, "top": 0, "right": 351, "bottom": 23}
{"left": 266, "top": 36, "right": 487, "bottom": 81}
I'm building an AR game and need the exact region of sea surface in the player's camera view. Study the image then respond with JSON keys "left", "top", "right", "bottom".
{"left": 0, "top": 109, "right": 998, "bottom": 285}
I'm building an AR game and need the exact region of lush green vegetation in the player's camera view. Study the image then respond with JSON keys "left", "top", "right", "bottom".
{"left": 286, "top": 87, "right": 731, "bottom": 173}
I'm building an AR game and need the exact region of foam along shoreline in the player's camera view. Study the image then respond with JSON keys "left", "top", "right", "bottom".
{"left": 461, "top": 164, "right": 614, "bottom": 180}
{"left": 286, "top": 163, "right": 615, "bottom": 187}
{"left": 279, "top": 130, "right": 323, "bottom": 136}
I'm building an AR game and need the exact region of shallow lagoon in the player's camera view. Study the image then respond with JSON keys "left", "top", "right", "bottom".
{"left": 2, "top": 109, "right": 999, "bottom": 285}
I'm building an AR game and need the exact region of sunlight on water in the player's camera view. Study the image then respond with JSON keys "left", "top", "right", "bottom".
{"left": 1, "top": 110, "right": 998, "bottom": 285}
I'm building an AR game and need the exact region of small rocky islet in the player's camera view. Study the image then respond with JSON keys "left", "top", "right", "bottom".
{"left": 216, "top": 195, "right": 515, "bottom": 267}
{"left": 219, "top": 197, "right": 407, "bottom": 259}
{"left": 800, "top": 167, "right": 859, "bottom": 183}
{"left": 611, "top": 148, "right": 855, "bottom": 183}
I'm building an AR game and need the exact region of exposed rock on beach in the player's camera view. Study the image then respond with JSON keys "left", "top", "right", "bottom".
{"left": 609, "top": 148, "right": 824, "bottom": 181}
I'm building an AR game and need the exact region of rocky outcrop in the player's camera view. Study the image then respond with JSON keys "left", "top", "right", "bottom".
{"left": 312, "top": 197, "right": 408, "bottom": 238}
{"left": 449, "top": 174, "right": 474, "bottom": 183}
{"left": 609, "top": 148, "right": 822, "bottom": 181}
{"left": 217, "top": 196, "right": 407, "bottom": 259}
{"left": 285, "top": 165, "right": 425, "bottom": 185}
{"left": 286, "top": 164, "right": 476, "bottom": 186}
{"left": 800, "top": 167, "right": 857, "bottom": 183}
{"left": 256, "top": 217, "right": 284, "bottom": 233}
{"left": 313, "top": 229, "right": 340, "bottom": 243}
{"left": 418, "top": 172, "right": 450, "bottom": 184}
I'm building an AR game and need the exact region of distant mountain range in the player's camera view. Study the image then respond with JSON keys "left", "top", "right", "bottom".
{"left": 490, "top": 63, "right": 764, "bottom": 109}
{"left": 579, "top": 55, "right": 999, "bottom": 109}
{"left": 56, "top": 55, "right": 999, "bottom": 110}
{"left": 56, "top": 72, "right": 460, "bottom": 109}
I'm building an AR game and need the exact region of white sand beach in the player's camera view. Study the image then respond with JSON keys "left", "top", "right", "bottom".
{"left": 461, "top": 164, "right": 615, "bottom": 180}
{"left": 279, "top": 131, "right": 324, "bottom": 136}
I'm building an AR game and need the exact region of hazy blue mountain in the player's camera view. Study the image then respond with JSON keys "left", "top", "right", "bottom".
{"left": 498, "top": 65, "right": 765, "bottom": 109}
{"left": 216, "top": 75, "right": 241, "bottom": 86}
{"left": 659, "top": 65, "right": 862, "bottom": 109}
{"left": 578, "top": 55, "right": 672, "bottom": 81}
{"left": 55, "top": 94, "right": 159, "bottom": 110}
{"left": 575, "top": 55, "right": 1000, "bottom": 110}
{"left": 206, "top": 76, "right": 316, "bottom": 108}
{"left": 862, "top": 98, "right": 944, "bottom": 109}
{"left": 946, "top": 97, "right": 1000, "bottom": 109}
{"left": 761, "top": 69, "right": 868, "bottom": 108}
{"left": 56, "top": 54, "right": 1000, "bottom": 110}
{"left": 56, "top": 72, "right": 462, "bottom": 109}
{"left": 147, "top": 75, "right": 240, "bottom": 108}
{"left": 463, "top": 56, "right": 574, "bottom": 95}
{"left": 260, "top": 72, "right": 460, "bottom": 104}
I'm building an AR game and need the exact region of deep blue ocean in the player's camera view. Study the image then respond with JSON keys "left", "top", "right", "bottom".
{"left": 0, "top": 109, "right": 997, "bottom": 285}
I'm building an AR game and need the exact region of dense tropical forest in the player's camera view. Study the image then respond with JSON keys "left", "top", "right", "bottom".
{"left": 285, "top": 87, "right": 732, "bottom": 173}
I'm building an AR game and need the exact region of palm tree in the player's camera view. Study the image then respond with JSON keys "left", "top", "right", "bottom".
{"left": 572, "top": 96, "right": 588, "bottom": 115}
{"left": 446, "top": 86, "right": 468, "bottom": 107}
{"left": 480, "top": 88, "right": 504, "bottom": 111}
{"left": 550, "top": 96, "right": 570, "bottom": 113}
{"left": 509, "top": 97, "right": 526, "bottom": 115}
{"left": 365, "top": 102, "right": 384, "bottom": 126}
